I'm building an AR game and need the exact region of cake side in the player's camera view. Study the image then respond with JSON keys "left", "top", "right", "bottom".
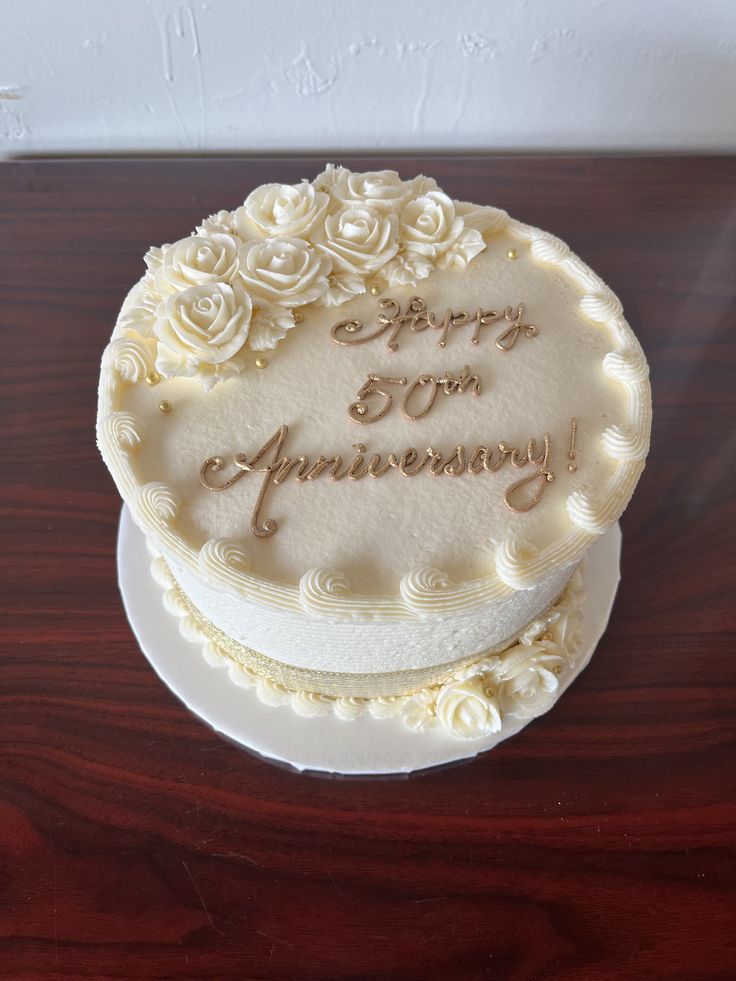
{"left": 162, "top": 545, "right": 576, "bottom": 676}
{"left": 150, "top": 539, "right": 587, "bottom": 738}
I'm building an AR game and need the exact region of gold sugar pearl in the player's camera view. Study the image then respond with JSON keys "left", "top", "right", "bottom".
{"left": 293, "top": 311, "right": 304, "bottom": 324}
{"left": 369, "top": 283, "right": 380, "bottom": 296}
{"left": 254, "top": 356, "right": 269, "bottom": 369}
{"left": 553, "top": 665, "right": 563, "bottom": 675}
{"left": 145, "top": 371, "right": 161, "bottom": 386}
{"left": 506, "top": 248, "right": 518, "bottom": 260}
{"left": 158, "top": 400, "right": 172, "bottom": 413}
{"left": 568, "top": 463, "right": 577, "bottom": 473}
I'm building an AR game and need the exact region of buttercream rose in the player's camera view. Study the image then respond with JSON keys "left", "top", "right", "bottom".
{"left": 154, "top": 281, "right": 251, "bottom": 389}
{"left": 435, "top": 674, "right": 502, "bottom": 739}
{"left": 238, "top": 237, "right": 330, "bottom": 308}
{"left": 312, "top": 163, "right": 342, "bottom": 194}
{"left": 155, "top": 233, "right": 240, "bottom": 295}
{"left": 327, "top": 167, "right": 415, "bottom": 214}
{"left": 379, "top": 190, "right": 486, "bottom": 287}
{"left": 195, "top": 209, "right": 238, "bottom": 237}
{"left": 496, "top": 643, "right": 564, "bottom": 719}
{"left": 399, "top": 190, "right": 485, "bottom": 268}
{"left": 408, "top": 174, "right": 440, "bottom": 197}
{"left": 235, "top": 181, "right": 328, "bottom": 240}
{"left": 316, "top": 205, "right": 399, "bottom": 274}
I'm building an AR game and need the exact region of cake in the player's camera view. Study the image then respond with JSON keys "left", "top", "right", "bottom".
{"left": 97, "top": 165, "right": 651, "bottom": 742}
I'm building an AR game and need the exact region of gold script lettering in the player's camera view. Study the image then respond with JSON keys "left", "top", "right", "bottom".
{"left": 200, "top": 426, "right": 559, "bottom": 538}
{"left": 503, "top": 434, "right": 555, "bottom": 512}
{"left": 331, "top": 297, "right": 538, "bottom": 352}
{"left": 349, "top": 365, "right": 482, "bottom": 425}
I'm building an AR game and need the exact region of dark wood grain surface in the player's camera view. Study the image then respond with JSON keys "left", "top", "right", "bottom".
{"left": 1, "top": 156, "right": 735, "bottom": 980}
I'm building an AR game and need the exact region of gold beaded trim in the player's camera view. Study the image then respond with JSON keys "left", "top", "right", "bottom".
{"left": 166, "top": 561, "right": 572, "bottom": 699}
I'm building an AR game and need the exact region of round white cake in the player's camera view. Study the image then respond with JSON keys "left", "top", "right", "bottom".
{"left": 97, "top": 165, "right": 651, "bottom": 739}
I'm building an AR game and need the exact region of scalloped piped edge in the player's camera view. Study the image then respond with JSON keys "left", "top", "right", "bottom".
{"left": 97, "top": 205, "right": 650, "bottom": 621}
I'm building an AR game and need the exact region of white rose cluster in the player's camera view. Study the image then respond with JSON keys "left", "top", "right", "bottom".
{"left": 397, "top": 574, "right": 583, "bottom": 739}
{"left": 120, "top": 166, "right": 495, "bottom": 388}
{"left": 313, "top": 164, "right": 490, "bottom": 291}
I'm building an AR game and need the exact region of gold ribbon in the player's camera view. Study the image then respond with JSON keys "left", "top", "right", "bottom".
{"left": 168, "top": 565, "right": 571, "bottom": 699}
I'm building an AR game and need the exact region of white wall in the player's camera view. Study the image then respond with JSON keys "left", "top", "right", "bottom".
{"left": 2, "top": 0, "right": 735, "bottom": 157}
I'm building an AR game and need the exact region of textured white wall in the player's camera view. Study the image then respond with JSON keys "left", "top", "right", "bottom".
{"left": 2, "top": 0, "right": 735, "bottom": 156}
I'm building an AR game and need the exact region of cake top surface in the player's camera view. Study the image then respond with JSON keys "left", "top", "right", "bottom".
{"left": 97, "top": 165, "right": 650, "bottom": 618}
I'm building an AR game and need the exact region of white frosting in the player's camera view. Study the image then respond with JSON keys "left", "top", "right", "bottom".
{"left": 367, "top": 696, "right": 409, "bottom": 720}
{"left": 435, "top": 675, "right": 502, "bottom": 739}
{"left": 495, "top": 540, "right": 542, "bottom": 590}
{"left": 164, "top": 542, "right": 573, "bottom": 675}
{"left": 152, "top": 546, "right": 585, "bottom": 740}
{"left": 496, "top": 643, "right": 564, "bottom": 717}
{"left": 319, "top": 166, "right": 418, "bottom": 213}
{"left": 399, "top": 190, "right": 485, "bottom": 268}
{"left": 137, "top": 482, "right": 179, "bottom": 525}
{"left": 579, "top": 290, "right": 624, "bottom": 323}
{"left": 238, "top": 237, "right": 331, "bottom": 308}
{"left": 235, "top": 181, "right": 328, "bottom": 240}
{"left": 566, "top": 474, "right": 644, "bottom": 535}
{"left": 299, "top": 568, "right": 352, "bottom": 615}
{"left": 196, "top": 210, "right": 238, "bottom": 237}
{"left": 399, "top": 567, "right": 505, "bottom": 616}
{"left": 255, "top": 678, "right": 291, "bottom": 707}
{"left": 602, "top": 349, "right": 649, "bottom": 384}
{"left": 154, "top": 281, "right": 252, "bottom": 390}
{"left": 248, "top": 308, "right": 296, "bottom": 351}
{"left": 199, "top": 537, "right": 250, "bottom": 582}
{"left": 333, "top": 697, "right": 368, "bottom": 721}
{"left": 102, "top": 168, "right": 503, "bottom": 391}
{"left": 291, "top": 691, "right": 335, "bottom": 718}
{"left": 97, "top": 166, "right": 650, "bottom": 684}
{"left": 102, "top": 332, "right": 156, "bottom": 382}
{"left": 100, "top": 411, "right": 141, "bottom": 452}
{"left": 318, "top": 271, "right": 366, "bottom": 307}
{"left": 316, "top": 205, "right": 399, "bottom": 275}
{"left": 529, "top": 231, "right": 570, "bottom": 264}
{"left": 601, "top": 425, "right": 649, "bottom": 461}
{"left": 155, "top": 234, "right": 241, "bottom": 295}
{"left": 455, "top": 201, "right": 509, "bottom": 234}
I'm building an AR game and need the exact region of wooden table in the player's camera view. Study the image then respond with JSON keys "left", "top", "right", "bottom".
{"left": 2, "top": 156, "right": 735, "bottom": 980}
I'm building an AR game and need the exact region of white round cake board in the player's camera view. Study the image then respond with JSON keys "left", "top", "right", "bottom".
{"left": 117, "top": 506, "right": 621, "bottom": 776}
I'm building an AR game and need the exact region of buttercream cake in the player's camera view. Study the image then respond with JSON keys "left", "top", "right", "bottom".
{"left": 97, "top": 165, "right": 651, "bottom": 741}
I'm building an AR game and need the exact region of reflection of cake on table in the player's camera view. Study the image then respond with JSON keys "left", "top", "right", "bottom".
{"left": 97, "top": 166, "right": 651, "bottom": 742}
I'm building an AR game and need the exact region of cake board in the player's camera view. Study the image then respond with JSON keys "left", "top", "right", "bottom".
{"left": 117, "top": 506, "right": 622, "bottom": 776}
